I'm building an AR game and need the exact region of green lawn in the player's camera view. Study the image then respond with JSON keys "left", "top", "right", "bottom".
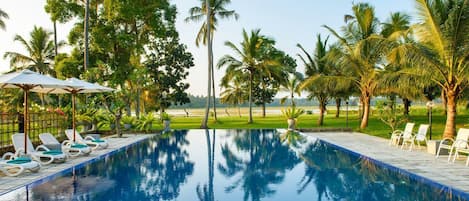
{"left": 145, "top": 106, "right": 469, "bottom": 140}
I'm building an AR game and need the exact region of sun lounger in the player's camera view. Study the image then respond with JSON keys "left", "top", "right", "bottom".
{"left": 39, "top": 133, "right": 92, "bottom": 157}
{"left": 0, "top": 152, "right": 40, "bottom": 176}
{"left": 12, "top": 133, "right": 67, "bottom": 165}
{"left": 65, "top": 129, "right": 108, "bottom": 150}
{"left": 390, "top": 123, "right": 415, "bottom": 146}
{"left": 401, "top": 124, "right": 429, "bottom": 151}
{"left": 436, "top": 128, "right": 469, "bottom": 161}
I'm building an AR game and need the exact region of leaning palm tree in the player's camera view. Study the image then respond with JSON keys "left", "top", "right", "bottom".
{"left": 323, "top": 3, "right": 385, "bottom": 129}
{"left": 0, "top": 8, "right": 9, "bottom": 30}
{"left": 4, "top": 26, "right": 57, "bottom": 75}
{"left": 186, "top": 0, "right": 239, "bottom": 124}
{"left": 394, "top": 0, "right": 469, "bottom": 138}
{"left": 218, "top": 29, "right": 280, "bottom": 123}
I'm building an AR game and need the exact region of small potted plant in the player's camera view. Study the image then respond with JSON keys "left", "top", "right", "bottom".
{"left": 282, "top": 107, "right": 305, "bottom": 130}
{"left": 161, "top": 112, "right": 171, "bottom": 131}
{"left": 121, "top": 115, "right": 135, "bottom": 130}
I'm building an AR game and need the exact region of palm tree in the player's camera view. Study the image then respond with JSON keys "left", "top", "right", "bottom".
{"left": 185, "top": 0, "right": 239, "bottom": 124}
{"left": 280, "top": 72, "right": 303, "bottom": 107}
{"left": 0, "top": 8, "right": 9, "bottom": 30}
{"left": 220, "top": 77, "right": 247, "bottom": 117}
{"left": 298, "top": 35, "right": 340, "bottom": 126}
{"left": 218, "top": 29, "right": 281, "bottom": 123}
{"left": 4, "top": 26, "right": 57, "bottom": 75}
{"left": 394, "top": 0, "right": 469, "bottom": 138}
{"left": 323, "top": 3, "right": 385, "bottom": 129}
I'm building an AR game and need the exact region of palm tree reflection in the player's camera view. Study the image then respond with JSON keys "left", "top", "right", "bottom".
{"left": 218, "top": 129, "right": 301, "bottom": 201}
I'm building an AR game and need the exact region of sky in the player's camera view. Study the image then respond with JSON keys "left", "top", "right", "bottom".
{"left": 0, "top": 0, "right": 415, "bottom": 96}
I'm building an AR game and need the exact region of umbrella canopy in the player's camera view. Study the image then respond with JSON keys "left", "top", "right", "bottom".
{"left": 0, "top": 70, "right": 83, "bottom": 153}
{"left": 32, "top": 77, "right": 114, "bottom": 142}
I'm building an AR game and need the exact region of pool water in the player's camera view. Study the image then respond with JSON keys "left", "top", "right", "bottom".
{"left": 2, "top": 129, "right": 468, "bottom": 201}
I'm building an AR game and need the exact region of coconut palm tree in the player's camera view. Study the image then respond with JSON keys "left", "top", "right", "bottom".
{"left": 298, "top": 35, "right": 344, "bottom": 126}
{"left": 0, "top": 8, "right": 9, "bottom": 30}
{"left": 220, "top": 77, "right": 247, "bottom": 117}
{"left": 280, "top": 72, "right": 303, "bottom": 107}
{"left": 393, "top": 0, "right": 469, "bottom": 138}
{"left": 185, "top": 0, "right": 239, "bottom": 124}
{"left": 323, "top": 3, "right": 386, "bottom": 129}
{"left": 218, "top": 29, "right": 281, "bottom": 123}
{"left": 4, "top": 26, "right": 57, "bottom": 75}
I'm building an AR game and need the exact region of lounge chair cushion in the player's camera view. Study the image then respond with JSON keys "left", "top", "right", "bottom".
{"left": 7, "top": 157, "right": 32, "bottom": 164}
{"left": 71, "top": 144, "right": 88, "bottom": 148}
{"left": 43, "top": 150, "right": 64, "bottom": 155}
{"left": 92, "top": 139, "right": 105, "bottom": 143}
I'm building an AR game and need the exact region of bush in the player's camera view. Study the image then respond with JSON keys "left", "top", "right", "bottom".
{"left": 282, "top": 107, "right": 305, "bottom": 119}
{"left": 136, "top": 113, "right": 157, "bottom": 132}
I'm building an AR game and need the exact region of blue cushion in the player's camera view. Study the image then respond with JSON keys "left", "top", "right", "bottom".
{"left": 43, "top": 150, "right": 63, "bottom": 155}
{"left": 71, "top": 144, "right": 88, "bottom": 148}
{"left": 6, "top": 157, "right": 32, "bottom": 164}
{"left": 92, "top": 139, "right": 105, "bottom": 143}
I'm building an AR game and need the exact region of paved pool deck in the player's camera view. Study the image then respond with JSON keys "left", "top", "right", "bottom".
{"left": 0, "top": 133, "right": 153, "bottom": 196}
{"left": 306, "top": 132, "right": 469, "bottom": 193}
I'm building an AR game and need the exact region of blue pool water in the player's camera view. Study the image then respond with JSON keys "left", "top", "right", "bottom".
{"left": 1, "top": 129, "right": 468, "bottom": 201}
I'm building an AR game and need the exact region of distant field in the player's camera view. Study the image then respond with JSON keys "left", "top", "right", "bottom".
{"left": 149, "top": 105, "right": 469, "bottom": 140}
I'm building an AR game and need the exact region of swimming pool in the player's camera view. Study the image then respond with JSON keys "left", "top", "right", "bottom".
{"left": 1, "top": 129, "right": 468, "bottom": 201}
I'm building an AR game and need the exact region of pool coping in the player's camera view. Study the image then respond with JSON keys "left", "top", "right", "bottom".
{"left": 0, "top": 133, "right": 154, "bottom": 197}
{"left": 306, "top": 132, "right": 469, "bottom": 200}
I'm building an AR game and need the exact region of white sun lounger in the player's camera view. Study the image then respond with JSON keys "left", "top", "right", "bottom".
{"left": 0, "top": 152, "right": 40, "bottom": 176}
{"left": 65, "top": 129, "right": 108, "bottom": 150}
{"left": 401, "top": 124, "right": 429, "bottom": 151}
{"left": 12, "top": 133, "right": 67, "bottom": 165}
{"left": 39, "top": 133, "right": 92, "bottom": 157}
{"left": 390, "top": 123, "right": 415, "bottom": 146}
{"left": 436, "top": 128, "right": 469, "bottom": 162}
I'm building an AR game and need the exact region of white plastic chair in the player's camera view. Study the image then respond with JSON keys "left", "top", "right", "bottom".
{"left": 0, "top": 152, "right": 40, "bottom": 176}
{"left": 12, "top": 133, "right": 67, "bottom": 165}
{"left": 65, "top": 129, "right": 109, "bottom": 150}
{"left": 401, "top": 124, "right": 429, "bottom": 151}
{"left": 39, "top": 133, "right": 92, "bottom": 157}
{"left": 390, "top": 123, "right": 415, "bottom": 146}
{"left": 436, "top": 128, "right": 469, "bottom": 161}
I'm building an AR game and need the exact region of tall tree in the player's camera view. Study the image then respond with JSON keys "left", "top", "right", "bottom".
{"left": 396, "top": 0, "right": 469, "bottom": 138}
{"left": 0, "top": 8, "right": 9, "bottom": 30}
{"left": 186, "top": 0, "right": 239, "bottom": 124}
{"left": 218, "top": 29, "right": 281, "bottom": 123}
{"left": 323, "top": 3, "right": 385, "bottom": 129}
{"left": 4, "top": 26, "right": 57, "bottom": 75}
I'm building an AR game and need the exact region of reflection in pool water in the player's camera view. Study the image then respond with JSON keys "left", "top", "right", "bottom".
{"left": 2, "top": 129, "right": 468, "bottom": 201}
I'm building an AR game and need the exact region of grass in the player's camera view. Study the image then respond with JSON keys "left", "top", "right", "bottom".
{"left": 142, "top": 105, "right": 469, "bottom": 140}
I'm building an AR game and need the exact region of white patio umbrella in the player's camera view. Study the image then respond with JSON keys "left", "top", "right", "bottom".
{"left": 0, "top": 70, "right": 83, "bottom": 153}
{"left": 32, "top": 77, "right": 114, "bottom": 142}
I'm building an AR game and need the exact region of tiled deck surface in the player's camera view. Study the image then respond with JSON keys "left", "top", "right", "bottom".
{"left": 0, "top": 134, "right": 153, "bottom": 196}
{"left": 306, "top": 132, "right": 469, "bottom": 193}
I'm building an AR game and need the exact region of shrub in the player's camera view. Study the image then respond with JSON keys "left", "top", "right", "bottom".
{"left": 282, "top": 107, "right": 305, "bottom": 119}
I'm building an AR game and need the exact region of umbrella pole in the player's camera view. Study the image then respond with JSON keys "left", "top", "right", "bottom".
{"left": 73, "top": 93, "right": 76, "bottom": 142}
{"left": 23, "top": 87, "right": 29, "bottom": 154}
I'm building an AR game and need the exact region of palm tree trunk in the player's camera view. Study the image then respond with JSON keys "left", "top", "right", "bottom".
{"left": 84, "top": 0, "right": 89, "bottom": 72}
{"left": 238, "top": 106, "right": 241, "bottom": 117}
{"left": 210, "top": 37, "right": 217, "bottom": 121}
{"left": 136, "top": 88, "right": 141, "bottom": 118}
{"left": 53, "top": 20, "right": 58, "bottom": 57}
{"left": 441, "top": 90, "right": 447, "bottom": 114}
{"left": 443, "top": 89, "right": 457, "bottom": 139}
{"left": 360, "top": 95, "right": 371, "bottom": 129}
{"left": 201, "top": 0, "right": 212, "bottom": 128}
{"left": 248, "top": 71, "right": 253, "bottom": 124}
{"left": 318, "top": 101, "right": 325, "bottom": 126}
{"left": 262, "top": 103, "right": 266, "bottom": 117}
{"left": 403, "top": 98, "right": 411, "bottom": 116}
{"left": 335, "top": 98, "right": 341, "bottom": 118}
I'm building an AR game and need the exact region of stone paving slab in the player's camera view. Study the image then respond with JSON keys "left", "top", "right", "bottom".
{"left": 0, "top": 133, "right": 153, "bottom": 196}
{"left": 306, "top": 132, "right": 469, "bottom": 193}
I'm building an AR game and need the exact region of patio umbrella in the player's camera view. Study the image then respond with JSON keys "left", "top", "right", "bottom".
{"left": 0, "top": 70, "right": 82, "bottom": 153}
{"left": 32, "top": 77, "right": 114, "bottom": 142}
